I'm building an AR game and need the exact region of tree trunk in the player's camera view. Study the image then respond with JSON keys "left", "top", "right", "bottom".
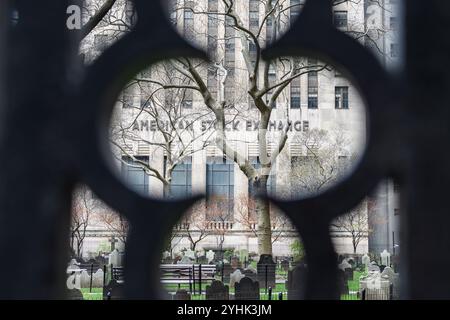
{"left": 249, "top": 176, "right": 272, "bottom": 256}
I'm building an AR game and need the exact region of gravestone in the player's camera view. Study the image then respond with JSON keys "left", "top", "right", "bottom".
{"left": 362, "top": 254, "right": 370, "bottom": 268}
{"left": 337, "top": 269, "right": 349, "bottom": 295}
{"left": 103, "top": 280, "right": 123, "bottom": 300}
{"left": 286, "top": 263, "right": 308, "bottom": 300}
{"left": 338, "top": 259, "right": 352, "bottom": 271}
{"left": 206, "top": 250, "right": 215, "bottom": 264}
{"left": 360, "top": 271, "right": 390, "bottom": 300}
{"left": 235, "top": 277, "right": 260, "bottom": 300}
{"left": 174, "top": 289, "right": 191, "bottom": 300}
{"left": 380, "top": 250, "right": 391, "bottom": 267}
{"left": 92, "top": 268, "right": 104, "bottom": 288}
{"left": 80, "top": 270, "right": 91, "bottom": 288}
{"left": 229, "top": 269, "right": 245, "bottom": 289}
{"left": 185, "top": 249, "right": 196, "bottom": 260}
{"left": 109, "top": 249, "right": 121, "bottom": 267}
{"left": 368, "top": 262, "right": 380, "bottom": 273}
{"left": 206, "top": 280, "right": 229, "bottom": 300}
{"left": 257, "top": 254, "right": 276, "bottom": 290}
{"left": 381, "top": 267, "right": 400, "bottom": 299}
{"left": 243, "top": 267, "right": 257, "bottom": 282}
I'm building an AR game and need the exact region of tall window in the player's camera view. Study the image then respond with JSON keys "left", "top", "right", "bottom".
{"left": 290, "top": 0, "right": 302, "bottom": 23}
{"left": 207, "top": 0, "right": 218, "bottom": 57}
{"left": 224, "top": 17, "right": 236, "bottom": 102}
{"left": 290, "top": 76, "right": 301, "bottom": 109}
{"left": 168, "top": 157, "right": 192, "bottom": 199}
{"left": 335, "top": 86, "right": 349, "bottom": 109}
{"left": 206, "top": 157, "right": 234, "bottom": 219}
{"left": 183, "top": 2, "right": 194, "bottom": 40}
{"left": 308, "top": 71, "right": 318, "bottom": 109}
{"left": 333, "top": 11, "right": 348, "bottom": 29}
{"left": 121, "top": 156, "right": 149, "bottom": 196}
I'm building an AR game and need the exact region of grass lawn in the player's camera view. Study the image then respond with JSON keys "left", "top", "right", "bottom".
{"left": 84, "top": 270, "right": 364, "bottom": 300}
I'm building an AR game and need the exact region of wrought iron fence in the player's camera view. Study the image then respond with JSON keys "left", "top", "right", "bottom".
{"left": 1, "top": 0, "right": 450, "bottom": 300}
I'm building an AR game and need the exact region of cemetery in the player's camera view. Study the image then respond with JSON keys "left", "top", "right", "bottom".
{"left": 65, "top": 247, "right": 400, "bottom": 300}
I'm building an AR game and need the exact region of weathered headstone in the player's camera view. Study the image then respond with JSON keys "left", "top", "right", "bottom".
{"left": 380, "top": 250, "right": 391, "bottom": 267}
{"left": 257, "top": 254, "right": 276, "bottom": 290}
{"left": 174, "top": 289, "right": 191, "bottom": 300}
{"left": 80, "top": 270, "right": 91, "bottom": 288}
{"left": 92, "top": 268, "right": 104, "bottom": 288}
{"left": 206, "top": 280, "right": 229, "bottom": 300}
{"left": 235, "top": 277, "right": 259, "bottom": 300}
{"left": 368, "top": 262, "right": 380, "bottom": 273}
{"left": 286, "top": 263, "right": 308, "bottom": 300}
{"left": 109, "top": 249, "right": 121, "bottom": 267}
{"left": 229, "top": 269, "right": 245, "bottom": 289}
{"left": 381, "top": 267, "right": 400, "bottom": 299}
{"left": 243, "top": 267, "right": 257, "bottom": 282}
{"left": 338, "top": 259, "right": 352, "bottom": 271}
{"left": 360, "top": 271, "right": 391, "bottom": 300}
{"left": 362, "top": 254, "right": 370, "bottom": 268}
{"left": 103, "top": 280, "right": 124, "bottom": 300}
{"left": 206, "top": 250, "right": 215, "bottom": 264}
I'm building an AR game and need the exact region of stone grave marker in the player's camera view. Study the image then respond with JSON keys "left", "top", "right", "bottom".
{"left": 206, "top": 280, "right": 229, "bottom": 300}
{"left": 380, "top": 250, "right": 391, "bottom": 267}
{"left": 362, "top": 254, "right": 370, "bottom": 268}
{"left": 286, "top": 263, "right": 308, "bottom": 300}
{"left": 243, "top": 267, "right": 257, "bottom": 282}
{"left": 368, "top": 262, "right": 380, "bottom": 273}
{"left": 206, "top": 250, "right": 215, "bottom": 264}
{"left": 229, "top": 269, "right": 245, "bottom": 289}
{"left": 235, "top": 277, "right": 260, "bottom": 300}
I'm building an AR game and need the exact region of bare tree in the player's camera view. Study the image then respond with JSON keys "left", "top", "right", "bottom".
{"left": 291, "top": 128, "right": 368, "bottom": 253}
{"left": 331, "top": 201, "right": 369, "bottom": 254}
{"left": 97, "top": 208, "right": 129, "bottom": 243}
{"left": 71, "top": 186, "right": 96, "bottom": 258}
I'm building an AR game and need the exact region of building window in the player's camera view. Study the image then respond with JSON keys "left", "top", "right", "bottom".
{"left": 391, "top": 43, "right": 400, "bottom": 58}
{"left": 290, "top": 78, "right": 301, "bottom": 109}
{"left": 206, "top": 157, "right": 234, "bottom": 219}
{"left": 207, "top": 0, "right": 218, "bottom": 56}
{"left": 335, "top": 86, "right": 349, "bottom": 109}
{"left": 290, "top": 0, "right": 302, "bottom": 23}
{"left": 168, "top": 157, "right": 192, "bottom": 199}
{"left": 121, "top": 156, "right": 149, "bottom": 196}
{"left": 394, "top": 208, "right": 400, "bottom": 216}
{"left": 308, "top": 71, "right": 318, "bottom": 109}
{"left": 183, "top": 3, "right": 194, "bottom": 40}
{"left": 333, "top": 11, "right": 348, "bottom": 29}
{"left": 390, "top": 16, "right": 398, "bottom": 30}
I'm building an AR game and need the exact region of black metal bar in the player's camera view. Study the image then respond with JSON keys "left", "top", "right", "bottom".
{"left": 268, "top": 287, "right": 272, "bottom": 300}
{"left": 265, "top": 265, "right": 268, "bottom": 294}
{"left": 198, "top": 264, "right": 202, "bottom": 295}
